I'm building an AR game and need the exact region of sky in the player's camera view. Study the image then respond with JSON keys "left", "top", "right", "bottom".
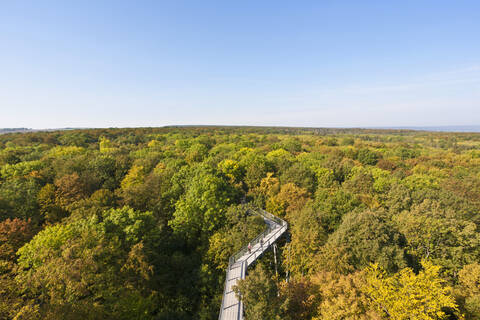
{"left": 1, "top": 1, "right": 479, "bottom": 129}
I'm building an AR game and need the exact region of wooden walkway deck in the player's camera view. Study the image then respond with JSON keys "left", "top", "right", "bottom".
{"left": 218, "top": 210, "right": 288, "bottom": 320}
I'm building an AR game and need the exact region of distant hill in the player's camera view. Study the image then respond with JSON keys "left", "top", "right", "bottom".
{"left": 0, "top": 128, "right": 33, "bottom": 134}
{"left": 371, "top": 125, "right": 480, "bottom": 133}
{"left": 1, "top": 125, "right": 479, "bottom": 135}
{"left": 0, "top": 128, "right": 83, "bottom": 135}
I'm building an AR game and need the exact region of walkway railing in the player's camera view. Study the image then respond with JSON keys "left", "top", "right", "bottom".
{"left": 229, "top": 209, "right": 287, "bottom": 264}
{"left": 218, "top": 208, "right": 288, "bottom": 320}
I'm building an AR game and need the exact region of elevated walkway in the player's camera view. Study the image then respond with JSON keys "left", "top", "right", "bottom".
{"left": 218, "top": 209, "right": 288, "bottom": 320}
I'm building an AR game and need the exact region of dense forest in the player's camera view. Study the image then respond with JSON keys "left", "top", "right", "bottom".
{"left": 1, "top": 126, "right": 480, "bottom": 319}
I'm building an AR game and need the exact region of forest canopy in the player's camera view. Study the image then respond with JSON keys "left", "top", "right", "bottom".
{"left": 0, "top": 126, "right": 479, "bottom": 319}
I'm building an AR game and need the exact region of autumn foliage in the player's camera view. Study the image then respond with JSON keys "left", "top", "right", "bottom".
{"left": 0, "top": 126, "right": 479, "bottom": 319}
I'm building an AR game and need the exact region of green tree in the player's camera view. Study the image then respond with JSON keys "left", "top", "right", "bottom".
{"left": 207, "top": 205, "right": 265, "bottom": 270}
{"left": 280, "top": 162, "right": 317, "bottom": 193}
{"left": 394, "top": 199, "right": 480, "bottom": 275}
{"left": 266, "top": 149, "right": 294, "bottom": 173}
{"left": 312, "top": 188, "right": 362, "bottom": 233}
{"left": 170, "top": 167, "right": 234, "bottom": 242}
{"left": 233, "top": 264, "right": 280, "bottom": 320}
{"left": 0, "top": 177, "right": 41, "bottom": 221}
{"left": 186, "top": 143, "right": 208, "bottom": 162}
{"left": 286, "top": 204, "right": 328, "bottom": 275}
{"left": 343, "top": 167, "right": 375, "bottom": 195}
{"left": 37, "top": 184, "right": 66, "bottom": 224}
{"left": 240, "top": 153, "right": 271, "bottom": 190}
{"left": 16, "top": 207, "right": 160, "bottom": 320}
{"left": 357, "top": 148, "right": 379, "bottom": 166}
{"left": 326, "top": 209, "right": 409, "bottom": 273}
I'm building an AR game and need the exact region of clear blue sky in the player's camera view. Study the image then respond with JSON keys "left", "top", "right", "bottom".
{"left": 1, "top": 1, "right": 479, "bottom": 128}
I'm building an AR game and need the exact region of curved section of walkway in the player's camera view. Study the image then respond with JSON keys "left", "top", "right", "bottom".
{"left": 218, "top": 209, "right": 288, "bottom": 320}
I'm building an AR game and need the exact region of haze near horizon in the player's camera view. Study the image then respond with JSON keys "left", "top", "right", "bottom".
{"left": 1, "top": 1, "right": 479, "bottom": 129}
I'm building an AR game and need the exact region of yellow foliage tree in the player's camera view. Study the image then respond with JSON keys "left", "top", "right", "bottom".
{"left": 364, "top": 261, "right": 460, "bottom": 320}
{"left": 218, "top": 159, "right": 243, "bottom": 183}
{"left": 311, "top": 271, "right": 381, "bottom": 320}
{"left": 259, "top": 172, "right": 280, "bottom": 196}
{"left": 99, "top": 136, "right": 116, "bottom": 153}
{"left": 266, "top": 183, "right": 309, "bottom": 218}
{"left": 120, "top": 165, "right": 145, "bottom": 190}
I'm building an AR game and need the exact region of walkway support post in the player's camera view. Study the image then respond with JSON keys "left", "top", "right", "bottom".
{"left": 273, "top": 243, "right": 278, "bottom": 277}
